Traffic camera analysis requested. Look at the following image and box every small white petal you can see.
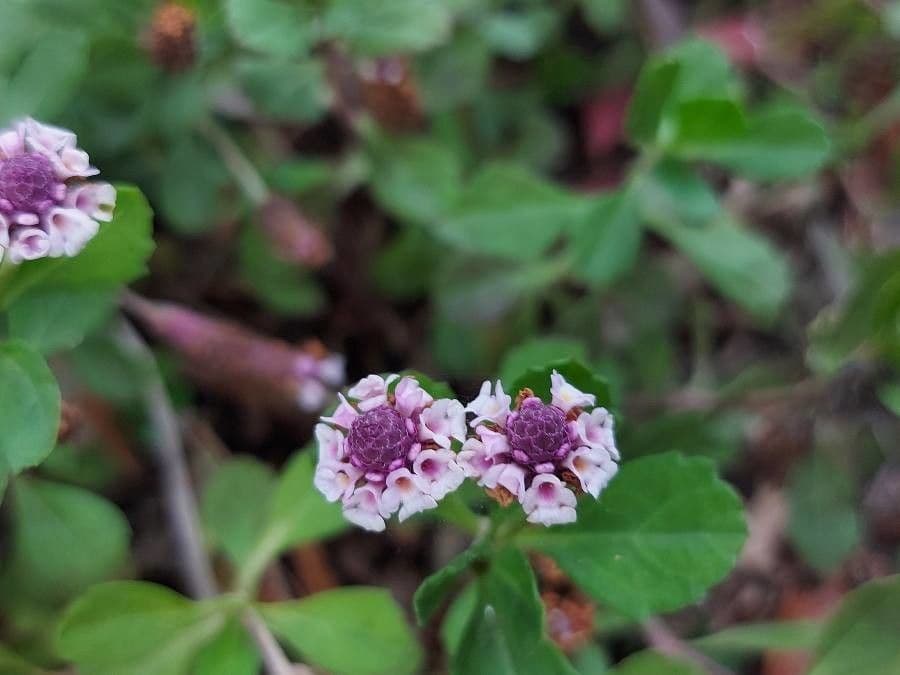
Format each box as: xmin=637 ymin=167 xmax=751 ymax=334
xmin=343 ymin=485 xmax=387 ymax=532
xmin=466 ymin=380 xmax=512 ymax=427
xmin=413 ymin=448 xmax=465 ymax=500
xmin=7 ymin=227 xmax=50 ymax=263
xmin=550 ymin=370 xmax=595 ymax=412
xmin=419 ymin=398 xmax=467 ymax=448
xmin=393 ymin=376 xmax=433 ymax=417
xmin=522 ymin=474 xmax=578 ymax=526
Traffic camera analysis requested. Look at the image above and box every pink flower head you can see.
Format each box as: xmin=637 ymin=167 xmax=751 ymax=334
xmin=0 ymin=118 xmax=113 ymax=264
xmin=463 ymin=371 xmax=619 ymax=526
xmin=314 ymin=374 xmax=466 ymax=531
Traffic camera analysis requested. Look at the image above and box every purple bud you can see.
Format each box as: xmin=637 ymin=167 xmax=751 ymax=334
xmin=0 ymin=153 xmax=60 ymax=214
xmin=506 ymin=398 xmax=569 ymax=466
xmin=346 ymin=406 xmax=415 ymax=474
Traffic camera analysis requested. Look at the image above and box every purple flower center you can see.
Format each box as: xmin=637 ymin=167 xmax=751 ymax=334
xmin=507 ymin=399 xmax=569 ymax=466
xmin=0 ymin=154 xmax=59 ymax=214
xmin=346 ymin=406 xmax=413 ymax=473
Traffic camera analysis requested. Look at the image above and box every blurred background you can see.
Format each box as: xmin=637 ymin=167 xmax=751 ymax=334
xmin=1 ymin=0 xmax=899 ymax=673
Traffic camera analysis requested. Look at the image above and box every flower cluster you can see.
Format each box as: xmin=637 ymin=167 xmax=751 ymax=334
xmin=314 ymin=371 xmax=619 ymax=531
xmin=459 ymin=374 xmax=619 ymax=526
xmin=314 ymin=375 xmax=466 ymax=531
xmin=0 ymin=118 xmax=114 ymax=264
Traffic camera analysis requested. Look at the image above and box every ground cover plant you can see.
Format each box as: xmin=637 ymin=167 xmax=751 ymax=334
xmin=0 ymin=0 xmax=899 ymax=674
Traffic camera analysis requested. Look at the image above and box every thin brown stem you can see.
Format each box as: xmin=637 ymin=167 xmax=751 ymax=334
xmin=116 ymin=316 xmax=301 ymax=675
xmin=642 ymin=617 xmax=735 ymax=675
xmin=116 ymin=318 xmax=217 ymax=599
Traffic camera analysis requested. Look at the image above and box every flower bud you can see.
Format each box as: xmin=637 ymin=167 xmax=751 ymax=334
xmin=145 ymin=2 xmax=197 ymax=73
xmin=123 ymin=293 xmax=344 ymax=416
xmin=258 ymin=195 xmax=333 ymax=269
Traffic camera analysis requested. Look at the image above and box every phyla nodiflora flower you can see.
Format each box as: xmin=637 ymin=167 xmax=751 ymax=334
xmin=314 ymin=374 xmax=466 ymax=532
xmin=0 ymin=118 xmax=115 ymax=264
xmin=459 ymin=371 xmax=619 ymax=526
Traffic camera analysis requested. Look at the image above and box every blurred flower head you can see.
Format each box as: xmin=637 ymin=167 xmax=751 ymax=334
xmin=0 ymin=118 xmax=114 ymax=264
xmin=314 ymin=374 xmax=466 ymax=532
xmin=145 ymin=2 xmax=197 ymax=73
xmin=459 ymin=372 xmax=619 ymax=526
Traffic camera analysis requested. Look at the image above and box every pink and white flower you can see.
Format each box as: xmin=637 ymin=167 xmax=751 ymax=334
xmin=466 ymin=380 xmax=512 ymax=426
xmin=462 ymin=370 xmax=619 ymax=526
xmin=0 ymin=118 xmax=114 ymax=264
xmin=314 ymin=374 xmax=467 ymax=531
xmin=522 ymin=474 xmax=577 ymax=525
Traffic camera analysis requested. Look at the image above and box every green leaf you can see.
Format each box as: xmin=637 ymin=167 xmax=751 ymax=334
xmin=511 ymin=358 xmax=613 ymax=409
xmin=224 ymin=0 xmax=316 ymax=58
xmin=239 ymin=225 xmax=324 ymax=317
xmin=626 ymin=60 xmax=680 ymax=145
xmin=1 ymin=477 xmax=129 ymax=604
xmin=193 ymin=619 xmax=260 ymax=675
xmin=648 ymin=214 xmax=791 ymax=322
xmin=788 ymin=453 xmax=860 ymax=573
xmin=639 ymin=159 xmax=720 ymax=227
xmin=201 ymin=456 xmax=276 ymax=566
xmin=57 ymin=581 xmax=228 ymax=675
xmin=373 ymin=226 xmax=439 ymax=299
xmin=878 ymin=380 xmax=900 ymax=416
xmin=580 ymin=0 xmax=626 ymax=34
xmin=0 ymin=342 xmax=60 ymax=476
xmin=670 ymin=98 xmax=746 ymax=151
xmin=452 ymin=548 xmax=576 ymax=675
xmin=436 ymin=163 xmax=587 ymax=261
xmin=0 ymin=645 xmax=42 ymax=675
xmin=239 ymin=451 xmax=347 ymax=589
xmin=478 ymin=7 xmax=559 ymax=60
xmin=500 ymin=337 xmax=588 ymax=386
xmin=626 ymin=40 xmax=738 ymax=145
xmin=520 ymin=453 xmax=746 ymax=618
xmin=2 ymin=185 xmax=154 ymax=306
xmin=807 ymin=251 xmax=900 ymax=374
xmin=324 ymin=0 xmax=452 ymax=56
xmin=693 ymin=620 xmax=822 ymax=656
xmin=620 ymin=411 xmax=741 ymax=463
xmin=0 ymin=29 xmax=88 ymax=123
xmin=414 ymin=541 xmax=488 ymax=624
xmin=610 ymin=651 xmax=703 ymax=675
xmin=570 ymin=189 xmax=643 ymax=287
xmin=368 ymin=135 xmax=462 ymax=225
xmin=8 ymin=287 xmax=115 ymax=353
xmin=159 ymin=136 xmax=227 ymax=235
xmin=809 ymin=575 xmax=900 ymax=675
xmin=69 ymin=331 xmax=149 ymax=403
xmin=441 ymin=581 xmax=479 ymax=656
xmin=236 ymin=57 xmax=331 ymax=123
xmin=679 ymin=108 xmax=831 ymax=180
xmin=417 ymin=30 xmax=491 ymax=113
xmin=259 ymin=587 xmax=421 ymax=675
xmin=435 ymin=256 xmax=568 ymax=325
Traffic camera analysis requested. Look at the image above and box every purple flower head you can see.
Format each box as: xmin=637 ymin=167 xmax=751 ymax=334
xmin=507 ymin=398 xmax=570 ymax=467
xmin=346 ymin=406 xmax=414 ymax=474
xmin=314 ymin=374 xmax=466 ymax=531
xmin=0 ymin=118 xmax=114 ymax=265
xmin=459 ymin=371 xmax=619 ymax=527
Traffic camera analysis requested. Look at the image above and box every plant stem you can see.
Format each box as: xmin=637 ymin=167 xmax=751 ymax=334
xmin=200 ymin=118 xmax=270 ymax=205
xmin=642 ymin=617 xmax=735 ymax=675
xmin=0 ymin=254 xmax=19 ymax=308
xmin=116 ymin=318 xmax=217 ymax=599
xmin=244 ymin=608 xmax=312 ymax=675
xmin=116 ymin=316 xmax=299 ymax=675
